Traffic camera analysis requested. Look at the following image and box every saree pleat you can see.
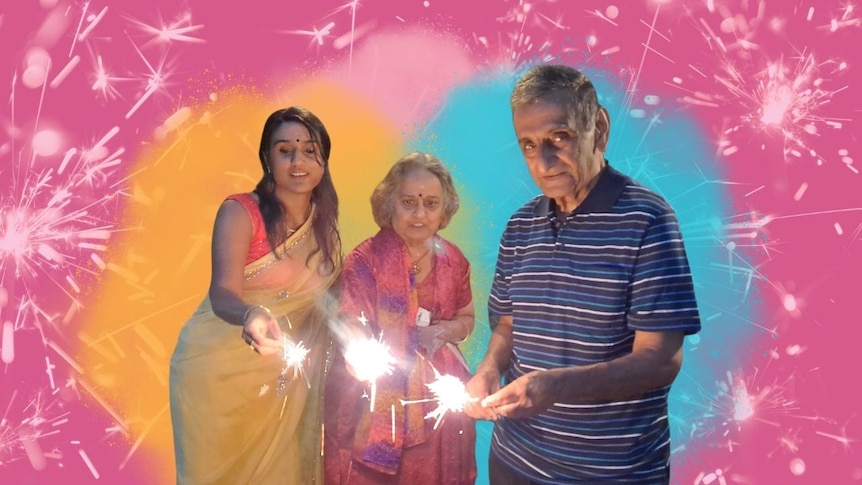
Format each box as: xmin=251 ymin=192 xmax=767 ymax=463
xmin=170 ymin=208 xmax=336 ymax=485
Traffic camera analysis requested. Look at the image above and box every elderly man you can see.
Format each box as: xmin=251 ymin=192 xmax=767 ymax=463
xmin=466 ymin=64 xmax=701 ymax=484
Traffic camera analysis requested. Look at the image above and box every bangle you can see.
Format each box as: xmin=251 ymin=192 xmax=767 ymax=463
xmin=452 ymin=320 xmax=471 ymax=344
xmin=243 ymin=304 xmax=270 ymax=323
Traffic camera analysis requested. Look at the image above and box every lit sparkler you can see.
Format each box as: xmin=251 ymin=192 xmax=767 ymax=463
xmin=343 ymin=336 xmax=395 ymax=412
xmin=278 ymin=336 xmax=310 ymax=392
xmin=400 ymin=368 xmax=475 ymax=430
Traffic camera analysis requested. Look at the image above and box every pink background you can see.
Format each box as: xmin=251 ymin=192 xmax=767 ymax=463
xmin=1 ymin=0 xmax=860 ymax=483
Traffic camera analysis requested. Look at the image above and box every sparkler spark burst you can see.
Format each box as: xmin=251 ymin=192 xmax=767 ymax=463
xmin=401 ymin=369 xmax=476 ymax=430
xmin=343 ymin=336 xmax=395 ymax=384
xmin=678 ymin=7 xmax=854 ymax=168
xmin=743 ymin=53 xmax=846 ymax=156
xmin=0 ymin=389 xmax=69 ymax=470
xmin=280 ymin=336 xmax=310 ymax=382
xmin=681 ymin=367 xmax=802 ymax=449
xmin=343 ymin=336 xmax=395 ymax=412
xmin=1 ymin=147 xmax=120 ymax=318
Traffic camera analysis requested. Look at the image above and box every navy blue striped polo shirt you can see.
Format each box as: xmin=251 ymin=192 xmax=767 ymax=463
xmin=488 ymin=164 xmax=701 ymax=483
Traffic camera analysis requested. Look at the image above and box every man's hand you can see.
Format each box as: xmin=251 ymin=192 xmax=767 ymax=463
xmin=481 ymin=370 xmax=559 ymax=419
xmin=464 ymin=366 xmax=502 ymax=420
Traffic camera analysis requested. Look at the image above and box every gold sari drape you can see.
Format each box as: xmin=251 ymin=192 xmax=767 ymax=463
xmin=170 ymin=213 xmax=337 ymax=484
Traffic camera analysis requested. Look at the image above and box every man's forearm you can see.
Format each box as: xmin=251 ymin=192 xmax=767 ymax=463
xmin=544 ymin=333 xmax=684 ymax=404
xmin=477 ymin=320 xmax=514 ymax=374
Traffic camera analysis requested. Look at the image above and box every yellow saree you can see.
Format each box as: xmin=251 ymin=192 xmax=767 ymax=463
xmin=170 ymin=208 xmax=337 ymax=484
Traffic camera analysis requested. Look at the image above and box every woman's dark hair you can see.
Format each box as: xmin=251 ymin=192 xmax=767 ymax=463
xmin=254 ymin=106 xmax=341 ymax=274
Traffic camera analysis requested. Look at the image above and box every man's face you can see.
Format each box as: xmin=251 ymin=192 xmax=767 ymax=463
xmin=513 ymin=94 xmax=602 ymax=211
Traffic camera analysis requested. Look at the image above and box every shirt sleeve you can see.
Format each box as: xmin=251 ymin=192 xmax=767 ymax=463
xmin=487 ymin=221 xmax=515 ymax=330
xmin=626 ymin=207 xmax=701 ymax=334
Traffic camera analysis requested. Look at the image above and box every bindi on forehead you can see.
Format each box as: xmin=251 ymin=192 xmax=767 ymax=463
xmin=273 ymin=137 xmax=313 ymax=145
xmin=402 ymin=192 xmax=439 ymax=200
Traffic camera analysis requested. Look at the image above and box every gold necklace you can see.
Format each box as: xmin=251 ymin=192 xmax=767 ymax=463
xmin=410 ymin=247 xmax=432 ymax=275
xmin=284 ymin=205 xmax=311 ymax=237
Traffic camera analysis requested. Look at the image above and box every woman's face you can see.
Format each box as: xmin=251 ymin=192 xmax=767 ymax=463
xmin=267 ymin=121 xmax=325 ymax=197
xmin=391 ymin=168 xmax=445 ymax=247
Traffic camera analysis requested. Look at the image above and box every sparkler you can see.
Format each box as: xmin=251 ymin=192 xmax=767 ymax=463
xmin=278 ymin=336 xmax=310 ymax=393
xmin=343 ymin=336 xmax=395 ymax=412
xmin=400 ymin=368 xmax=475 ymax=430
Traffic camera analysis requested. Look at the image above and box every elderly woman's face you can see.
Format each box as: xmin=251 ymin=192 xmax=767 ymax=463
xmin=391 ymin=168 xmax=444 ymax=247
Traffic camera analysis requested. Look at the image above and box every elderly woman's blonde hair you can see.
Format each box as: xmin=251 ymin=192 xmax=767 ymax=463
xmin=370 ymin=152 xmax=461 ymax=230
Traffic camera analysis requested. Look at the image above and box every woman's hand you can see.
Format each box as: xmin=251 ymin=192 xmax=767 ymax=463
xmin=241 ymin=306 xmax=284 ymax=356
xmin=416 ymin=325 xmax=447 ymax=357
xmin=432 ymin=319 xmax=470 ymax=343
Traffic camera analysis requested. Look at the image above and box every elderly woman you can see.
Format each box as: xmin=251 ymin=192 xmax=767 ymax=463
xmin=170 ymin=106 xmax=341 ymax=484
xmin=324 ymin=152 xmax=476 ymax=484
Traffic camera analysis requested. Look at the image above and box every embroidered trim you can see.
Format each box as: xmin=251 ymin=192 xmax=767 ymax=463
xmin=244 ymin=229 xmax=311 ymax=280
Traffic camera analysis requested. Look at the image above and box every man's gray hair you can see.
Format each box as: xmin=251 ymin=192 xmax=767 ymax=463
xmin=510 ymin=64 xmax=603 ymax=133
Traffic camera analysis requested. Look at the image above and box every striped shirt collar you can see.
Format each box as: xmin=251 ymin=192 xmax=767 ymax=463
xmin=534 ymin=161 xmax=628 ymax=217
